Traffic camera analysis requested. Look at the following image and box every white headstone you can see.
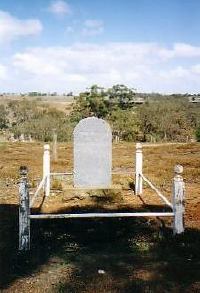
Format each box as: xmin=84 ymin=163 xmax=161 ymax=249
xmin=19 ymin=134 xmax=25 ymax=142
xmin=74 ymin=117 xmax=112 ymax=188
xmin=28 ymin=135 xmax=33 ymax=142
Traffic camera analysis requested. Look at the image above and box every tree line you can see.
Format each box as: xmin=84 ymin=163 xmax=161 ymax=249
xmin=0 ymin=84 xmax=200 ymax=142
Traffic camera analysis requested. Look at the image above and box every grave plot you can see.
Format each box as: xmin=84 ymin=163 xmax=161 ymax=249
xmin=18 ymin=117 xmax=185 ymax=250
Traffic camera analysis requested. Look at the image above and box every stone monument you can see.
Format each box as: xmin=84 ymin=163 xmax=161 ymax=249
xmin=74 ymin=117 xmax=112 ymax=188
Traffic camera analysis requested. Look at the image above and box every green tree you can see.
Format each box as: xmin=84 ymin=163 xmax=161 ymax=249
xmin=71 ymin=93 xmax=109 ymax=120
xmin=196 ymin=126 xmax=200 ymax=141
xmin=109 ymin=109 xmax=140 ymax=141
xmin=0 ymin=105 xmax=8 ymax=129
xmin=138 ymin=99 xmax=193 ymax=142
xmin=108 ymin=84 xmax=136 ymax=109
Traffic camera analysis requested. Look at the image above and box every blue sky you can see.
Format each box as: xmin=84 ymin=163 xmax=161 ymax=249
xmin=0 ymin=0 xmax=200 ymax=93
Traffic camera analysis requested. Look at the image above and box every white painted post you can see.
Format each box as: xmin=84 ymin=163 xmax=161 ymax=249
xmin=43 ymin=144 xmax=50 ymax=197
xmin=135 ymin=143 xmax=143 ymax=195
xmin=172 ymin=165 xmax=185 ymax=235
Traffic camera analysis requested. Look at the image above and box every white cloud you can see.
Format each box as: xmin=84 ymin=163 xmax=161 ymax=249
xmin=13 ymin=52 xmax=63 ymax=75
xmin=0 ymin=10 xmax=42 ymax=43
xmin=173 ymin=43 xmax=200 ymax=58
xmin=82 ymin=19 xmax=104 ymax=36
xmin=12 ymin=43 xmax=158 ymax=79
xmin=48 ymin=0 xmax=71 ymax=16
xmin=191 ymin=64 xmax=200 ymax=74
xmin=154 ymin=43 xmax=200 ymax=61
xmin=0 ymin=64 xmax=7 ymax=79
xmin=0 ymin=42 xmax=199 ymax=93
xmin=159 ymin=66 xmax=190 ymax=79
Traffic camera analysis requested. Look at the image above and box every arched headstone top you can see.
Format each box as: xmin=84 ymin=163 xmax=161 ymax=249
xmin=73 ymin=117 xmax=112 ymax=188
xmin=73 ymin=117 xmax=112 ymax=136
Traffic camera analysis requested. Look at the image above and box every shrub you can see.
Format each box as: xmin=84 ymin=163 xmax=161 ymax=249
xmin=196 ymin=127 xmax=200 ymax=141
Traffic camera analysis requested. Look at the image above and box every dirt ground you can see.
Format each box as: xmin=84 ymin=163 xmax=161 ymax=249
xmin=0 ymin=142 xmax=200 ymax=292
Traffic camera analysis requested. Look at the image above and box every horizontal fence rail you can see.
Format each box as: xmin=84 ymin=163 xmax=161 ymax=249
xmin=18 ymin=143 xmax=185 ymax=251
xmin=50 ymin=172 xmax=73 ymax=176
xmin=50 ymin=171 xmax=134 ymax=176
xmin=30 ymin=176 xmax=46 ymax=208
xmin=30 ymin=212 xmax=174 ymax=219
xmin=140 ymin=173 xmax=173 ymax=209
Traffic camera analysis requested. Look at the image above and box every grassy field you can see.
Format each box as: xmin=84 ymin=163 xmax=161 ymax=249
xmin=0 ymin=142 xmax=200 ymax=292
xmin=0 ymin=95 xmax=74 ymax=115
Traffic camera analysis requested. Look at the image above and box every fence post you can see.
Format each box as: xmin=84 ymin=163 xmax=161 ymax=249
xmin=172 ymin=165 xmax=185 ymax=235
xmin=135 ymin=143 xmax=143 ymax=195
xmin=19 ymin=166 xmax=30 ymax=251
xmin=43 ymin=144 xmax=50 ymax=197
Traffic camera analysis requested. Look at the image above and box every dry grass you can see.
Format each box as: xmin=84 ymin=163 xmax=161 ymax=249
xmin=0 ymin=141 xmax=200 ymax=292
xmin=40 ymin=100 xmax=74 ymax=114
xmin=0 ymin=141 xmax=199 ymax=224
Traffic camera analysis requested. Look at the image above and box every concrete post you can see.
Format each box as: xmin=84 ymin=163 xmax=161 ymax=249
xmin=43 ymin=144 xmax=50 ymax=196
xmin=172 ymin=165 xmax=185 ymax=235
xmin=135 ymin=143 xmax=143 ymax=195
xmin=19 ymin=166 xmax=30 ymax=251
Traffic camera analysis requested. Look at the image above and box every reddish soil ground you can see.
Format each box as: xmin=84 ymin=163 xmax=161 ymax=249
xmin=0 ymin=142 xmax=200 ymax=292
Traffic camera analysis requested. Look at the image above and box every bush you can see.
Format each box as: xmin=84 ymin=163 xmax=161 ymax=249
xmin=196 ymin=127 xmax=200 ymax=141
xmin=3 ymin=88 xmax=200 ymax=143
xmin=108 ymin=109 xmax=140 ymax=141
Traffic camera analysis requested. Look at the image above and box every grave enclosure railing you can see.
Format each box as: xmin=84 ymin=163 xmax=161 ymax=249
xmin=18 ymin=143 xmax=185 ymax=251
xmin=134 ymin=143 xmax=185 ymax=235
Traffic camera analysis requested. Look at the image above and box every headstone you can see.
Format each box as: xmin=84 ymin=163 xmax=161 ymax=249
xmin=19 ymin=133 xmax=25 ymax=142
xmin=28 ymin=135 xmax=33 ymax=142
xmin=10 ymin=133 xmax=16 ymax=142
xmin=74 ymin=117 xmax=112 ymax=188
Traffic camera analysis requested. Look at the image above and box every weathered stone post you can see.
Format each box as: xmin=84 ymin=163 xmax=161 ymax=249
xmin=19 ymin=166 xmax=30 ymax=251
xmin=172 ymin=165 xmax=185 ymax=235
xmin=43 ymin=144 xmax=50 ymax=196
xmin=135 ymin=143 xmax=143 ymax=195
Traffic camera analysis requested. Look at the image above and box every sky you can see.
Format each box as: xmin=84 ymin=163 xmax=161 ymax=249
xmin=0 ymin=0 xmax=200 ymax=94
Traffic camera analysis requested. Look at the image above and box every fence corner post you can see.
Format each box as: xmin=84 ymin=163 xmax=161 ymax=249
xmin=19 ymin=166 xmax=30 ymax=251
xmin=172 ymin=165 xmax=185 ymax=235
xmin=43 ymin=144 xmax=50 ymax=197
xmin=135 ymin=143 xmax=143 ymax=195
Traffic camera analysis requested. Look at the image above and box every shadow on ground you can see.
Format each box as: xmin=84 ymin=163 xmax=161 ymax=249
xmin=0 ymin=203 xmax=200 ymax=292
